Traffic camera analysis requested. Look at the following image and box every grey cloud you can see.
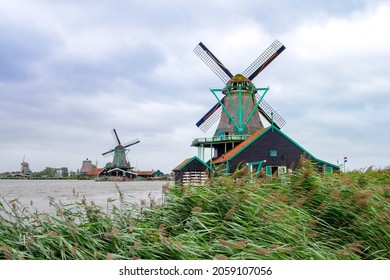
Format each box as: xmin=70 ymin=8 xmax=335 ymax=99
xmin=0 ymin=25 xmax=55 ymax=82
xmin=0 ymin=0 xmax=389 ymax=172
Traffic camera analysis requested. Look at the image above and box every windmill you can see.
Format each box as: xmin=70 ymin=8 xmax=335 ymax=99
xmin=194 ymin=39 xmax=286 ymax=136
xmin=192 ymin=40 xmax=286 ymax=160
xmin=20 ymin=154 xmax=31 ymax=175
xmin=173 ymin=39 xmax=340 ymax=185
xmin=102 ymin=129 xmax=140 ymax=170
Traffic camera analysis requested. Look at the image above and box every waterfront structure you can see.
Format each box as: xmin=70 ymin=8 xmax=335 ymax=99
xmin=102 ymin=129 xmax=140 ymax=179
xmin=173 ymin=40 xmax=339 ymax=185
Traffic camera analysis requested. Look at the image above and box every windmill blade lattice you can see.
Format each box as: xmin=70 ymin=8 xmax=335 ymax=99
xmin=256 ymin=94 xmax=286 ymax=129
xmin=196 ymin=103 xmax=223 ymax=132
xmin=194 ymin=39 xmax=286 ymax=134
xmin=194 ymin=42 xmax=233 ymax=84
xmin=242 ymin=40 xmax=286 ymax=81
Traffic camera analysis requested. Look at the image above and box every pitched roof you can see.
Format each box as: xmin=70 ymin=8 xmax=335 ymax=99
xmin=106 ymin=167 xmax=138 ymax=175
xmin=87 ymin=168 xmax=105 ymax=176
xmin=213 ymin=127 xmax=268 ymax=163
xmin=172 ymin=157 xmax=192 ymax=171
xmin=212 ymin=125 xmax=339 ymax=169
xmin=172 ymin=156 xmax=214 ymax=171
xmin=136 ymin=171 xmax=154 ymax=176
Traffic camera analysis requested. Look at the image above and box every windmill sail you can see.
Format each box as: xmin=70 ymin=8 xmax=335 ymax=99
xmin=194 ymin=40 xmax=286 ymax=134
xmin=196 ymin=99 xmax=223 ymax=132
xmin=112 ymin=129 xmax=121 ymax=145
xmin=122 ymin=139 xmax=140 ymax=148
xmin=194 ymin=42 xmax=233 ymax=84
xmin=256 ymin=96 xmax=286 ymax=129
xmin=242 ymin=40 xmax=286 ymax=81
xmin=102 ymin=149 xmax=114 ymax=156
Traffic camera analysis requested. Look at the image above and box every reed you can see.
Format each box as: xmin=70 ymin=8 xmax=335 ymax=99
xmin=0 ymin=158 xmax=389 ymax=259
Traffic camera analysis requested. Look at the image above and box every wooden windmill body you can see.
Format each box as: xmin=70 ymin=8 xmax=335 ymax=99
xmin=192 ymin=40 xmax=286 ymax=159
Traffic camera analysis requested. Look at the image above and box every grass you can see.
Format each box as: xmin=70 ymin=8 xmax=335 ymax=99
xmin=0 ymin=158 xmax=389 ymax=259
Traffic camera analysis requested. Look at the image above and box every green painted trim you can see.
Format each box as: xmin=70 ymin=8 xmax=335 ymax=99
xmin=225 ymin=160 xmax=230 ymax=175
xmin=242 ymin=86 xmax=252 ymax=124
xmin=211 ymin=88 xmax=239 ymax=129
xmin=238 ymin=85 xmax=242 ymax=126
xmin=247 ymin=160 xmax=266 ymax=178
xmin=210 ymin=87 xmax=269 ymax=135
xmin=225 ymin=125 xmax=339 ymax=169
xmin=227 ymin=127 xmax=271 ymax=162
xmin=271 ymin=125 xmax=340 ymax=169
xmin=224 ymin=87 xmax=239 ymax=124
xmin=266 ymin=166 xmax=273 ymax=176
xmin=324 ymin=166 xmax=333 ymax=174
xmin=177 ymin=156 xmax=214 ymax=171
xmin=244 ymin=87 xmax=268 ymax=127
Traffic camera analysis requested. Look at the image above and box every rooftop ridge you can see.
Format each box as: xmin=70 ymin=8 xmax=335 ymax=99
xmin=213 ymin=127 xmax=269 ymax=163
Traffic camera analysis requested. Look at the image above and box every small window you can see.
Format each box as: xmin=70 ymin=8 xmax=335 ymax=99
xmin=324 ymin=166 xmax=333 ymax=174
xmin=269 ymin=149 xmax=278 ymax=157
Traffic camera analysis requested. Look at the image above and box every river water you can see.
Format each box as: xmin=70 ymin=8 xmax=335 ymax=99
xmin=0 ymin=179 xmax=171 ymax=213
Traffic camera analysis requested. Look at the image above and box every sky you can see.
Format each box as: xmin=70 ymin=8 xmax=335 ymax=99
xmin=0 ymin=0 xmax=389 ymax=174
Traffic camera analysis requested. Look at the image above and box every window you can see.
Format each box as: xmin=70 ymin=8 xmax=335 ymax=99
xmin=324 ymin=166 xmax=333 ymax=174
xmin=269 ymin=149 xmax=278 ymax=157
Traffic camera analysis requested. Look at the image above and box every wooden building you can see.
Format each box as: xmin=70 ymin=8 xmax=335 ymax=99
xmin=173 ymin=126 xmax=339 ymax=185
xmin=173 ymin=40 xmax=339 ymax=185
xmin=136 ymin=170 xmax=165 ymax=180
xmin=172 ymin=156 xmax=213 ymax=185
xmin=211 ymin=125 xmax=339 ymax=176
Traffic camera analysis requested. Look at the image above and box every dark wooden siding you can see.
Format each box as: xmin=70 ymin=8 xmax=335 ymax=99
xmin=174 ymin=158 xmax=210 ymax=185
xmin=226 ymin=129 xmax=311 ymax=172
xmin=178 ymin=159 xmax=208 ymax=171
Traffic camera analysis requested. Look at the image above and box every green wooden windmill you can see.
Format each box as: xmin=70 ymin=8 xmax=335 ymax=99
xmin=192 ymin=40 xmax=286 ymax=160
xmin=102 ymin=129 xmax=140 ymax=171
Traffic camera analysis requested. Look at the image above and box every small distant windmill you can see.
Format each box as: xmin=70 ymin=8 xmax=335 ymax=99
xmin=194 ymin=39 xmax=286 ymax=136
xmin=102 ymin=129 xmax=140 ymax=169
xmin=20 ymin=154 xmax=32 ymax=175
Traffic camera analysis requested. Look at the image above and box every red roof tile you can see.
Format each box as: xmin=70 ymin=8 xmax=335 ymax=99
xmin=172 ymin=158 xmax=192 ymax=171
xmin=87 ymin=168 xmax=105 ymax=176
xmin=213 ymin=128 xmax=268 ymax=163
xmin=136 ymin=171 xmax=154 ymax=176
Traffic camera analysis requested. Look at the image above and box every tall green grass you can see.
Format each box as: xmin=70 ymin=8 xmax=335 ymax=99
xmin=0 ymin=158 xmax=389 ymax=259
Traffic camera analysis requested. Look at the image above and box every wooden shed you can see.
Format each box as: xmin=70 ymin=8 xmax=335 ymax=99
xmin=172 ymin=156 xmax=213 ymax=185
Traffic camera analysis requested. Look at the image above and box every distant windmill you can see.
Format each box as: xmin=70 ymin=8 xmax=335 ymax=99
xmin=20 ymin=154 xmax=32 ymax=175
xmin=194 ymin=39 xmax=286 ymax=136
xmin=102 ymin=129 xmax=140 ymax=169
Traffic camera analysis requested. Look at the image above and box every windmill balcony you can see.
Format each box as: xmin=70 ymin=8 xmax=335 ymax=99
xmin=192 ymin=134 xmax=249 ymax=147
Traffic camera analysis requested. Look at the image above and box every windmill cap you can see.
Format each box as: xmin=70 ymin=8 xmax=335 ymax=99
xmin=231 ymin=74 xmax=251 ymax=82
xmin=223 ymin=74 xmax=256 ymax=94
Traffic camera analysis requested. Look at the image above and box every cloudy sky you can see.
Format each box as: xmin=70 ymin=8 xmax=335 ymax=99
xmin=0 ymin=0 xmax=389 ymax=174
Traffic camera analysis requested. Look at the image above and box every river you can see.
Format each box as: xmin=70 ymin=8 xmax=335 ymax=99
xmin=0 ymin=179 xmax=171 ymax=213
